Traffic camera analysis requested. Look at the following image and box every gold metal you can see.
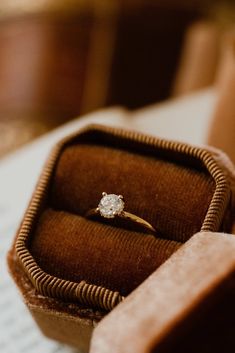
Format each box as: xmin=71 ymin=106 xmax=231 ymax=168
xmin=86 ymin=192 xmax=156 ymax=234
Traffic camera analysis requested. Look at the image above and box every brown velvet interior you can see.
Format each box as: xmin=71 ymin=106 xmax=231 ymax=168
xmin=29 ymin=135 xmax=216 ymax=297
xmin=50 ymin=144 xmax=215 ymax=242
xmin=31 ymin=209 xmax=180 ymax=296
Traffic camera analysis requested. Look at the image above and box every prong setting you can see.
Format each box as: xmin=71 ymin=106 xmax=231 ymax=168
xmin=98 ymin=193 xmax=125 ymax=218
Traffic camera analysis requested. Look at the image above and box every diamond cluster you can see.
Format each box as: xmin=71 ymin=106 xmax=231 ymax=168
xmin=98 ymin=193 xmax=124 ymax=218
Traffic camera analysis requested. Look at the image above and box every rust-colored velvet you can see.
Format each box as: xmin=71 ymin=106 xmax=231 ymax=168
xmin=7 ymin=245 xmax=101 ymax=353
xmin=30 ymin=209 xmax=181 ymax=296
xmin=90 ymin=232 xmax=235 ymax=353
xmin=9 ymin=125 xmax=235 ymax=351
xmin=50 ymin=144 xmax=215 ymax=242
xmin=28 ymin=141 xmax=216 ymax=297
xmin=27 ymin=135 xmax=218 ymax=299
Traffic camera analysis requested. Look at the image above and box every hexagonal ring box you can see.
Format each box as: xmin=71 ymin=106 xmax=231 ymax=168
xmin=8 ymin=124 xmax=235 ymax=352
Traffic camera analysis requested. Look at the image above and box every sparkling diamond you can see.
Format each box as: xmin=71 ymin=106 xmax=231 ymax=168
xmin=98 ymin=193 xmax=124 ymax=218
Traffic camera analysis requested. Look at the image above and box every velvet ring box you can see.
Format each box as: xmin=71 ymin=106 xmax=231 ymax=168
xmin=8 ymin=124 xmax=235 ymax=352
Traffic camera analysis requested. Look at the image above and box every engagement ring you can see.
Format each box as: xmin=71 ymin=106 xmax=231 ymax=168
xmin=86 ymin=192 xmax=156 ymax=234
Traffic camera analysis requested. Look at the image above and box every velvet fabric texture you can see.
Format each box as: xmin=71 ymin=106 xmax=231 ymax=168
xmin=7 ymin=244 xmax=99 ymax=352
xmin=50 ymin=144 xmax=215 ymax=242
xmin=29 ymin=139 xmax=216 ymax=297
xmin=9 ymin=125 xmax=235 ymax=352
xmin=90 ymin=232 xmax=235 ymax=353
xmin=30 ymin=209 xmax=180 ymax=296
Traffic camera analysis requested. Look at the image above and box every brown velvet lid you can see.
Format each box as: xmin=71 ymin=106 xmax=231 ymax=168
xmin=15 ymin=125 xmax=235 ymax=311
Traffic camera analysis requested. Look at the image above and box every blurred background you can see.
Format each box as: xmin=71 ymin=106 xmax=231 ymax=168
xmin=0 ymin=0 xmax=234 ymax=157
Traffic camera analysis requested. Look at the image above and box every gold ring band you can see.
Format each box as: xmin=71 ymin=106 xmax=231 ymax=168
xmin=85 ymin=192 xmax=156 ymax=234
